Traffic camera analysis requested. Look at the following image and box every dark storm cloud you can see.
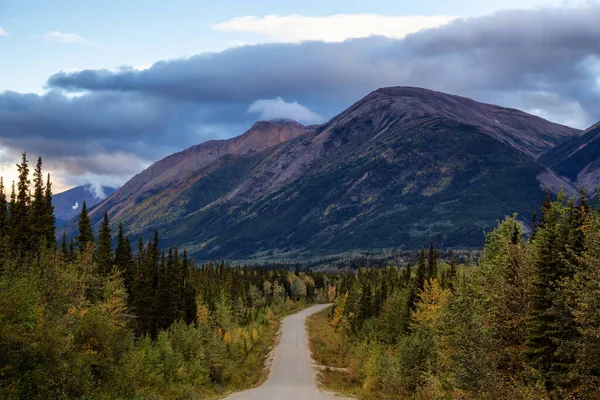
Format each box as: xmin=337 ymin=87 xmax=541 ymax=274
xmin=2 ymin=5 xmax=600 ymax=186
xmin=45 ymin=5 xmax=600 ymax=127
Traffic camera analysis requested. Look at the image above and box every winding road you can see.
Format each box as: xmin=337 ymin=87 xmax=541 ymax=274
xmin=226 ymin=304 xmax=351 ymax=400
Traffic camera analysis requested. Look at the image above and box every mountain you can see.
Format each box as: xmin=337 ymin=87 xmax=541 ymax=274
xmin=66 ymin=87 xmax=581 ymax=260
xmin=53 ymin=184 xmax=117 ymax=226
xmin=540 ymin=121 xmax=600 ymax=194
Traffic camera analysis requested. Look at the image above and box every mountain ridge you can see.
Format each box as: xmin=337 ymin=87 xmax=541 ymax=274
xmin=62 ymin=86 xmax=589 ymax=260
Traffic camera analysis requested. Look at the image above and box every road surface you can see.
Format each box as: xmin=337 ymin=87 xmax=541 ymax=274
xmin=226 ymin=304 xmax=351 ymax=400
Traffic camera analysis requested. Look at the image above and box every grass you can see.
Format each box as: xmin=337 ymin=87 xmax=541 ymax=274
xmin=306 ymin=306 xmax=349 ymax=368
xmin=307 ymin=307 xmax=406 ymax=400
xmin=306 ymin=306 xmax=365 ymax=398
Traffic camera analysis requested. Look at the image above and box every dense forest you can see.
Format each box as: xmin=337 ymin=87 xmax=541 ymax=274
xmin=0 ymin=154 xmax=336 ymax=399
xmin=319 ymin=189 xmax=600 ymax=399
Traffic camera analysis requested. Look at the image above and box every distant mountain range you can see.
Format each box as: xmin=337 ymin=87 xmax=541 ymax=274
xmin=61 ymin=87 xmax=598 ymax=261
xmin=53 ymin=184 xmax=117 ymax=227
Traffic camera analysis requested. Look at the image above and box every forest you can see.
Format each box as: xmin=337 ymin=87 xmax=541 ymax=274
xmin=0 ymin=154 xmax=335 ymax=399
xmin=313 ymin=188 xmax=600 ymax=399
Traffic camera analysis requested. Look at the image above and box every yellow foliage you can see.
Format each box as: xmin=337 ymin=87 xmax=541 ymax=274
xmin=223 ymin=331 xmax=232 ymax=344
xmin=412 ymin=279 xmax=450 ymax=329
xmin=251 ymin=328 xmax=259 ymax=343
xmin=196 ymin=299 xmax=211 ymax=324
xmin=331 ymin=293 xmax=348 ymax=329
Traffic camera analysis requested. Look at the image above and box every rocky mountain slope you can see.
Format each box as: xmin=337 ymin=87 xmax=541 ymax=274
xmin=540 ymin=121 xmax=600 ymax=194
xmin=63 ymin=87 xmax=585 ymax=260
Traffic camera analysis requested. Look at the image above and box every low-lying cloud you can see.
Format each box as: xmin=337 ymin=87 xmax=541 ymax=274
xmin=247 ymin=97 xmax=324 ymax=123
xmin=1 ymin=5 xmax=600 ymax=190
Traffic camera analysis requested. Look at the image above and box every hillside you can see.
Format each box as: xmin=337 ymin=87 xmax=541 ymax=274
xmin=64 ymin=87 xmax=582 ymax=260
xmin=540 ymin=121 xmax=600 ymax=193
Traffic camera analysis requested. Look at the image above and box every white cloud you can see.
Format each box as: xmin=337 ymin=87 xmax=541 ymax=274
xmin=0 ymin=27 xmax=7 ymax=36
xmin=247 ymin=97 xmax=324 ymax=123
xmin=212 ymin=14 xmax=457 ymax=43
xmin=43 ymin=31 xmax=87 ymax=44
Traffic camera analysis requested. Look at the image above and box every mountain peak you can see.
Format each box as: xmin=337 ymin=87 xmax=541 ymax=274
xmin=322 ymin=86 xmax=579 ymax=159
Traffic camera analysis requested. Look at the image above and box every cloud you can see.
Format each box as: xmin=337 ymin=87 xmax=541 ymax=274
xmin=0 ymin=5 xmax=599 ymax=189
xmin=43 ymin=31 xmax=87 ymax=44
xmin=212 ymin=14 xmax=457 ymax=42
xmin=247 ymin=97 xmax=324 ymax=123
xmin=0 ymin=27 xmax=7 ymax=36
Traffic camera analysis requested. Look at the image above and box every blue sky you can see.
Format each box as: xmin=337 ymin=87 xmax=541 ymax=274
xmin=0 ymin=0 xmax=598 ymax=193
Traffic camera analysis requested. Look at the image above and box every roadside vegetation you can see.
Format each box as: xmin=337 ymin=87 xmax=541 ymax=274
xmin=0 ymin=154 xmax=337 ymax=399
xmin=311 ymin=189 xmax=600 ymax=399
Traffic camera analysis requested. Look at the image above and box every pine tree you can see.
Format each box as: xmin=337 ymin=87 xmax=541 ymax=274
xmin=115 ymin=223 xmax=134 ymax=296
xmin=415 ymin=248 xmax=426 ymax=292
xmin=427 ymin=241 xmax=438 ymax=281
xmin=30 ymin=156 xmax=45 ymax=246
xmin=76 ymin=201 xmax=94 ymax=252
xmin=11 ymin=153 xmax=31 ymax=255
xmin=96 ymin=213 xmax=113 ymax=275
xmin=61 ymin=231 xmax=69 ymax=258
xmin=525 ymin=193 xmax=577 ymax=391
xmin=0 ymin=178 xmax=7 ymax=238
xmin=43 ymin=173 xmax=56 ymax=247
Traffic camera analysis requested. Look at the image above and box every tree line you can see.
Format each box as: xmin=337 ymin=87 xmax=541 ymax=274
xmin=0 ymin=153 xmax=336 ymax=399
xmin=330 ymin=188 xmax=600 ymax=399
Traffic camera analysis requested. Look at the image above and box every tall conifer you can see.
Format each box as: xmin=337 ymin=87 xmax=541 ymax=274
xmin=76 ymin=201 xmax=94 ymax=252
xmin=96 ymin=213 xmax=113 ymax=275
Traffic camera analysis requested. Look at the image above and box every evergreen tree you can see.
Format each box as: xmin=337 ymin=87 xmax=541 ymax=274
xmin=115 ymin=223 xmax=134 ymax=296
xmin=61 ymin=231 xmax=69 ymax=258
xmin=525 ymin=192 xmax=577 ymax=391
xmin=30 ymin=157 xmax=45 ymax=246
xmin=447 ymin=257 xmax=457 ymax=290
xmin=76 ymin=201 xmax=94 ymax=252
xmin=415 ymin=248 xmax=426 ymax=292
xmin=43 ymin=173 xmax=56 ymax=246
xmin=96 ymin=213 xmax=113 ymax=275
xmin=0 ymin=178 xmax=7 ymax=238
xmin=11 ymin=153 xmax=31 ymax=255
xmin=427 ymin=241 xmax=438 ymax=281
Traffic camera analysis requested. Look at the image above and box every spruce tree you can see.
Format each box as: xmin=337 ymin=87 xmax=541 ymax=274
xmin=76 ymin=201 xmax=94 ymax=252
xmin=427 ymin=241 xmax=438 ymax=281
xmin=12 ymin=153 xmax=31 ymax=255
xmin=0 ymin=178 xmax=7 ymax=238
xmin=96 ymin=213 xmax=113 ymax=275
xmin=43 ymin=173 xmax=56 ymax=246
xmin=61 ymin=231 xmax=69 ymax=258
xmin=30 ymin=157 xmax=45 ymax=246
xmin=415 ymin=248 xmax=426 ymax=292
xmin=525 ymin=192 xmax=577 ymax=391
xmin=115 ymin=223 xmax=134 ymax=296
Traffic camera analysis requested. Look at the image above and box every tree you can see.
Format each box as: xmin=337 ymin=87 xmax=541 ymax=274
xmin=11 ymin=152 xmax=31 ymax=255
xmin=96 ymin=213 xmax=113 ymax=275
xmin=30 ymin=157 xmax=45 ymax=246
xmin=0 ymin=178 xmax=7 ymax=238
xmin=76 ymin=201 xmax=94 ymax=252
xmin=115 ymin=223 xmax=134 ymax=295
xmin=43 ymin=173 xmax=56 ymax=246
xmin=415 ymin=248 xmax=427 ymax=293
xmin=427 ymin=241 xmax=438 ymax=282
xmin=60 ymin=231 xmax=69 ymax=258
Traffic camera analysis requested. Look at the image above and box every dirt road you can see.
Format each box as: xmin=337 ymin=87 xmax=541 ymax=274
xmin=225 ymin=304 xmax=350 ymax=400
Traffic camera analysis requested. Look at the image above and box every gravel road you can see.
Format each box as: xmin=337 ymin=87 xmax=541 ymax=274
xmin=225 ymin=304 xmax=351 ymax=400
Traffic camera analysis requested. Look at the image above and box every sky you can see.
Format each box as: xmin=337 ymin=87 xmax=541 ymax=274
xmin=0 ymin=0 xmax=599 ymax=193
